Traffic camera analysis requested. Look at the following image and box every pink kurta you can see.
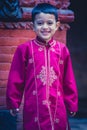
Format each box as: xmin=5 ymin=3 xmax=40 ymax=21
xmin=6 ymin=38 xmax=78 ymax=130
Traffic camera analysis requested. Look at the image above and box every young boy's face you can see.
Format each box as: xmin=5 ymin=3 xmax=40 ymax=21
xmin=33 ymin=13 xmax=60 ymax=43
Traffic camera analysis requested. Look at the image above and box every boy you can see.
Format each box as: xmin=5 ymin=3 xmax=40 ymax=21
xmin=6 ymin=3 xmax=78 ymax=130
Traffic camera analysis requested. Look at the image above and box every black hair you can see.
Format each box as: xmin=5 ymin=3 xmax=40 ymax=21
xmin=32 ymin=3 xmax=58 ymax=23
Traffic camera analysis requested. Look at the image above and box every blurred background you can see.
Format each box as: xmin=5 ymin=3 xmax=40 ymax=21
xmin=67 ymin=0 xmax=87 ymax=117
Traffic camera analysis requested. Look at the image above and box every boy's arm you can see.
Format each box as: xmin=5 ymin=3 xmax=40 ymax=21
xmin=63 ymin=47 xmax=78 ymax=114
xmin=6 ymin=46 xmax=25 ymax=110
xmin=10 ymin=108 xmax=19 ymax=116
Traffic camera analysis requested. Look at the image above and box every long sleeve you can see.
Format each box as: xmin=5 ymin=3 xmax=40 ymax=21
xmin=63 ymin=47 xmax=78 ymax=112
xmin=6 ymin=45 xmax=26 ymax=109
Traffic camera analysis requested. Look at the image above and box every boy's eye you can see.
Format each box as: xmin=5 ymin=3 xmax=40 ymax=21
xmin=36 ymin=20 xmax=54 ymax=26
xmin=47 ymin=21 xmax=53 ymax=25
xmin=37 ymin=21 xmax=43 ymax=25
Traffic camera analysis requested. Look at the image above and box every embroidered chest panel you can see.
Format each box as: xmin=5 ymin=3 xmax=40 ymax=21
xmin=37 ymin=66 xmax=57 ymax=86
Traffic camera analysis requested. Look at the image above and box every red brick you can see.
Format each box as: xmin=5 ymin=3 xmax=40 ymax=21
xmin=0 ymin=54 xmax=13 ymax=62
xmin=0 ymin=63 xmax=11 ymax=71
xmin=0 ymin=96 xmax=6 ymax=106
xmin=0 ymin=37 xmax=35 ymax=46
xmin=0 ymin=80 xmax=8 ymax=88
xmin=0 ymin=46 xmax=17 ymax=54
xmin=54 ymin=30 xmax=66 ymax=44
xmin=0 ymin=87 xmax=6 ymax=96
xmin=0 ymin=29 xmax=36 ymax=38
xmin=0 ymin=37 xmax=23 ymax=46
xmin=0 ymin=71 xmax=9 ymax=80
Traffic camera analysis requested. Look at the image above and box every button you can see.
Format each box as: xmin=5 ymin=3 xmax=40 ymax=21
xmin=38 ymin=47 xmax=43 ymax=51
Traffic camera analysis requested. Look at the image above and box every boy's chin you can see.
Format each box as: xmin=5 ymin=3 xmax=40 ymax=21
xmin=37 ymin=36 xmax=49 ymax=42
xmin=41 ymin=37 xmax=51 ymax=42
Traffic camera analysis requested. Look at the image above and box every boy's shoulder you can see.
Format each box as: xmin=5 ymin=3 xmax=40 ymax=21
xmin=56 ymin=40 xmax=68 ymax=49
xmin=18 ymin=40 xmax=31 ymax=49
xmin=15 ymin=40 xmax=32 ymax=55
xmin=55 ymin=40 xmax=70 ymax=55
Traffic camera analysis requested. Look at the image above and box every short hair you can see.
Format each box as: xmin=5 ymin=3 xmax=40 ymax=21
xmin=32 ymin=3 xmax=58 ymax=23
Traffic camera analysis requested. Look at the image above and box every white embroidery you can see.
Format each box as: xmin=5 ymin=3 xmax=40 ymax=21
xmin=38 ymin=47 xmax=43 ymax=51
xmin=42 ymin=100 xmax=47 ymax=105
xmin=37 ymin=66 xmax=46 ymax=85
xmin=32 ymin=90 xmax=37 ymax=95
xmin=29 ymin=58 xmax=33 ymax=63
xmin=59 ymin=60 xmax=64 ymax=64
xmin=54 ymin=118 xmax=59 ymax=123
xmin=57 ymin=91 xmax=61 ymax=96
xmin=42 ymin=100 xmax=51 ymax=105
xmin=37 ymin=66 xmax=57 ymax=86
xmin=48 ymin=100 xmax=51 ymax=105
xmin=49 ymin=67 xmax=57 ymax=86
xmin=50 ymin=48 xmax=55 ymax=52
xmin=34 ymin=117 xmax=38 ymax=122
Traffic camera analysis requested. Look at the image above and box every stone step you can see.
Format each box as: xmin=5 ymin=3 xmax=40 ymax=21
xmin=69 ymin=118 xmax=87 ymax=130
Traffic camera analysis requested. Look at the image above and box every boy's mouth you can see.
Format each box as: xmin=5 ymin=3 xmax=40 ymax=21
xmin=41 ymin=31 xmax=50 ymax=35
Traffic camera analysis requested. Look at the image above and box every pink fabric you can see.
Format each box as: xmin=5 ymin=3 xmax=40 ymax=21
xmin=6 ymin=38 xmax=78 ymax=130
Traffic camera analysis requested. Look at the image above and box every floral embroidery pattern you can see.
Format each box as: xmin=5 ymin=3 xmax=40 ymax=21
xmin=49 ymin=66 xmax=57 ymax=86
xmin=37 ymin=66 xmax=46 ymax=85
xmin=37 ymin=66 xmax=57 ymax=86
xmin=28 ymin=58 xmax=33 ymax=63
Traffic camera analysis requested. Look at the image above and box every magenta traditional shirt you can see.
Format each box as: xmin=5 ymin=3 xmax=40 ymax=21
xmin=6 ymin=38 xmax=78 ymax=130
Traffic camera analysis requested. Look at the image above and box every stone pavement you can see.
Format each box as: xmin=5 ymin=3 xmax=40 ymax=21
xmin=69 ymin=98 xmax=87 ymax=130
xmin=69 ymin=118 xmax=87 ymax=130
xmin=0 ymin=110 xmax=87 ymax=130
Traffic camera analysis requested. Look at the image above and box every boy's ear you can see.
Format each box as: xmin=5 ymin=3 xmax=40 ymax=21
xmin=56 ymin=21 xmax=60 ymax=31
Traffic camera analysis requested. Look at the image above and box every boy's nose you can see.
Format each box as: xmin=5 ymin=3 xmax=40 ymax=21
xmin=43 ymin=23 xmax=48 ymax=28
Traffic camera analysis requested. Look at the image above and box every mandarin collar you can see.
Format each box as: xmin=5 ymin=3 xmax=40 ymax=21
xmin=35 ymin=36 xmax=54 ymax=47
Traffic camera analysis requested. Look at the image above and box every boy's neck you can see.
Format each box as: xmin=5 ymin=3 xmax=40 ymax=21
xmin=36 ymin=36 xmax=54 ymax=46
